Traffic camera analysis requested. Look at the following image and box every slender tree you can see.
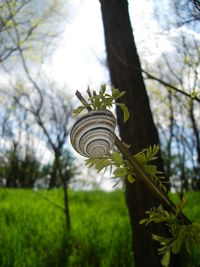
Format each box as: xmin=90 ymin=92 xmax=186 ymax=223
xmin=0 ymin=0 xmax=65 ymax=64
xmin=12 ymin=83 xmax=72 ymax=230
xmin=154 ymin=0 xmax=200 ymax=31
xmin=99 ymin=0 xmax=180 ymax=266
xmin=146 ymin=5 xmax=200 ymax=190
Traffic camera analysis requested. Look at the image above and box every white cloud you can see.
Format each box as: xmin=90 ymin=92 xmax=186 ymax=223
xmin=44 ymin=0 xmax=109 ymax=94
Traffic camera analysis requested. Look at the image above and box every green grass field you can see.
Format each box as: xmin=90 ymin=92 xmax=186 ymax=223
xmin=0 ymin=189 xmax=200 ymax=267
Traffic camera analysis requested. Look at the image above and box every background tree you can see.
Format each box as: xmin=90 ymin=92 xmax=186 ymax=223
xmin=0 ymin=0 xmax=73 ymax=230
xmin=0 ymin=147 xmax=41 ymax=188
xmin=0 ymin=101 xmax=42 ymax=187
xmin=9 ymin=81 xmax=73 ymax=229
xmin=143 ymin=0 xmax=200 ymax=194
xmin=154 ymin=0 xmax=200 ymax=31
xmin=0 ymin=0 xmax=65 ymax=65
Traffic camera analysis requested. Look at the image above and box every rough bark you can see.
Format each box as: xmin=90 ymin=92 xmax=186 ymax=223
xmin=55 ymin=153 xmax=71 ymax=230
xmin=99 ymin=0 xmax=181 ymax=266
xmin=189 ymin=99 xmax=200 ymax=165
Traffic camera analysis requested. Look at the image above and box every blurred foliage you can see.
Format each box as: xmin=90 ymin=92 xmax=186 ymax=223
xmin=142 ymin=0 xmax=200 ymax=195
xmin=0 ymin=0 xmax=66 ymax=65
xmin=0 ymin=146 xmax=75 ymax=188
xmin=0 ymin=147 xmax=41 ymax=187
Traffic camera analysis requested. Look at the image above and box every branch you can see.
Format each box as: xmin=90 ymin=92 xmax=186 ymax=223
xmin=110 ymin=46 xmax=200 ymax=104
xmin=6 ymin=0 xmax=44 ymax=114
xmin=141 ymin=68 xmax=200 ymax=103
xmin=75 ymin=90 xmax=92 ymax=111
xmin=35 ymin=191 xmax=66 ymax=212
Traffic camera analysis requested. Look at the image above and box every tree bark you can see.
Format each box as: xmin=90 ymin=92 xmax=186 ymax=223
xmin=56 ymin=154 xmax=71 ymax=230
xmin=189 ymin=99 xmax=200 ymax=165
xmin=99 ymin=0 xmax=181 ymax=266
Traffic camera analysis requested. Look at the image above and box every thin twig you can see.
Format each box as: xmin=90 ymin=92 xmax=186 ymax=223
xmin=142 ymin=68 xmax=200 ymax=104
xmin=110 ymin=45 xmax=200 ymax=104
xmin=34 ymin=191 xmax=66 ymax=212
xmin=87 ymin=86 xmax=92 ymax=97
xmin=114 ymin=135 xmax=191 ymax=225
xmin=75 ymin=90 xmax=92 ymax=111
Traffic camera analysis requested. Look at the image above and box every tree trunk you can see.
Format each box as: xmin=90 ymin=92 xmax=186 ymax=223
xmin=56 ymin=154 xmax=71 ymax=230
xmin=100 ymin=0 xmax=181 ymax=266
xmin=62 ymin=178 xmax=70 ymax=230
xmin=189 ymin=99 xmax=200 ymax=165
xmin=49 ymin=164 xmax=57 ymax=188
xmin=166 ymin=91 xmax=174 ymax=181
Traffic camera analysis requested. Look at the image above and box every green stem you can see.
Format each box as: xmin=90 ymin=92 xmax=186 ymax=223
xmin=114 ymin=135 xmax=191 ymax=225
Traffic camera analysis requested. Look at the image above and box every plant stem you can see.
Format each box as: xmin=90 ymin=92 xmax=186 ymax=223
xmin=35 ymin=191 xmax=65 ymax=212
xmin=75 ymin=90 xmax=191 ymax=225
xmin=75 ymin=91 xmax=92 ymax=111
xmin=114 ymin=135 xmax=191 ymax=225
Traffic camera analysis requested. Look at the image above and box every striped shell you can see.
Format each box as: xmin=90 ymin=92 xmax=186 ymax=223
xmin=70 ymin=110 xmax=116 ymax=158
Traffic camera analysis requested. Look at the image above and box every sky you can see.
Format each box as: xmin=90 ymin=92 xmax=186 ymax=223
xmin=41 ymin=0 xmax=168 ymax=190
xmin=46 ymin=0 xmax=164 ymax=94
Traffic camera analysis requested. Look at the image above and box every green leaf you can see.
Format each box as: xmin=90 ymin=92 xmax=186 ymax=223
xmin=116 ymin=103 xmax=129 ymax=122
xmin=103 ymin=97 xmax=112 ymax=108
xmin=95 ymin=159 xmax=111 ymax=173
xmin=111 ymin=152 xmax=123 ymax=165
xmin=143 ymin=164 xmax=157 ymax=176
xmin=114 ymin=91 xmax=126 ymax=100
xmin=144 ymin=144 xmax=159 ymax=162
xmin=113 ymin=167 xmax=127 ymax=177
xmin=171 ymin=228 xmax=185 ymax=254
xmin=185 ymin=239 xmax=192 ymax=254
xmin=127 ymin=174 xmax=135 ymax=183
xmin=93 ymin=95 xmax=101 ymax=109
xmin=99 ymin=84 xmax=106 ymax=95
xmin=134 ymin=152 xmax=147 ymax=165
xmin=139 ymin=218 xmax=148 ymax=225
xmin=161 ymin=250 xmax=170 ymax=267
xmin=176 ymin=198 xmax=187 ymax=216
xmin=85 ymin=158 xmax=100 ymax=168
xmin=111 ymin=88 xmax=120 ymax=98
xmin=191 ymin=222 xmax=200 ymax=230
xmin=72 ymin=106 xmax=85 ymax=117
xmin=152 ymin=234 xmax=169 ymax=245
xmin=117 ymin=91 xmax=126 ymax=98
xmin=85 ymin=158 xmax=94 ymax=165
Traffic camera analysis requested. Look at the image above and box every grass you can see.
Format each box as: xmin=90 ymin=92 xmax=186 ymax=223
xmin=0 ymin=189 xmax=133 ymax=267
xmin=0 ymin=189 xmax=69 ymax=267
xmin=0 ymin=189 xmax=199 ymax=267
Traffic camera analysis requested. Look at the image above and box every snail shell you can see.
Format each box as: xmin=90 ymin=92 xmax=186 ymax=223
xmin=70 ymin=110 xmax=116 ymax=158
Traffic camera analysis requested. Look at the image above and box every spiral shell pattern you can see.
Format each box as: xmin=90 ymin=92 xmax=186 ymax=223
xmin=70 ymin=110 xmax=116 ymax=158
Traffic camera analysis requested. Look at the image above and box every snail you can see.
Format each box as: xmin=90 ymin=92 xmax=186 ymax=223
xmin=70 ymin=110 xmax=116 ymax=158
